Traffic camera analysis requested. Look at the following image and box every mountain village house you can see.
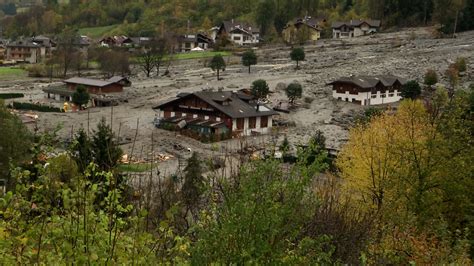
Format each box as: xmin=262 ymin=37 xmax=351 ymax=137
xmin=153 ymin=90 xmax=278 ymax=139
xmin=282 ymin=16 xmax=326 ymax=44
xmin=217 ymin=20 xmax=260 ymax=46
xmin=332 ymin=19 xmax=381 ymax=39
xmin=177 ymin=33 xmax=213 ymax=52
xmin=43 ymin=76 xmax=131 ymax=107
xmin=328 ymin=75 xmax=406 ymax=106
xmin=99 ymin=36 xmax=134 ymax=47
xmin=6 ymin=36 xmax=55 ymax=63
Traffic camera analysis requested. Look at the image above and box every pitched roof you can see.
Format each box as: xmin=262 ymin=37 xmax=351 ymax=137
xmin=222 ymin=20 xmax=260 ymax=35
xmin=64 ymin=77 xmax=113 ymax=87
xmin=107 ymin=76 xmax=129 ymax=83
xmin=290 ymin=16 xmax=325 ymax=30
xmin=7 ymin=39 xmax=41 ymax=48
xmin=332 ymin=19 xmax=381 ymax=29
xmin=154 ymin=90 xmax=278 ymax=119
xmin=43 ymin=86 xmax=75 ymax=96
xmin=328 ymin=75 xmax=406 ymax=88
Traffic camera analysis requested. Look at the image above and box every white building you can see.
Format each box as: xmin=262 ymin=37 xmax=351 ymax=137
xmin=332 ymin=19 xmax=381 ymax=39
xmin=328 ymin=75 xmax=406 ymax=106
xmin=217 ymin=20 xmax=260 ymax=46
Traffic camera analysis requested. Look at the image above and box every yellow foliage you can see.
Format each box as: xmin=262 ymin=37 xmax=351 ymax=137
xmin=337 ymin=100 xmax=439 ymax=215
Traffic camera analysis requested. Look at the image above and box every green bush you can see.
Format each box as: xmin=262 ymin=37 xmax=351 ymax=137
xmin=424 ymin=69 xmax=438 ymax=86
xmin=9 ymin=102 xmax=63 ymax=112
xmin=0 ymin=93 xmax=24 ymax=99
xmin=455 ymin=57 xmax=467 ymax=72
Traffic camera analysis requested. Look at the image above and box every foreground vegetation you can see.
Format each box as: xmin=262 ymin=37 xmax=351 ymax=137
xmin=0 ymin=83 xmax=473 ymax=263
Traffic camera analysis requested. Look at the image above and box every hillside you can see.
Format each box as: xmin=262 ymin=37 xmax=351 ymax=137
xmin=1 ymin=0 xmax=473 ymax=39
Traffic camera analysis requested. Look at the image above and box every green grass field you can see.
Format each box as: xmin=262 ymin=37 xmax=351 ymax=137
xmin=0 ymin=67 xmax=27 ymax=80
xmin=172 ymin=51 xmax=231 ymax=60
xmin=78 ymin=24 xmax=120 ymax=38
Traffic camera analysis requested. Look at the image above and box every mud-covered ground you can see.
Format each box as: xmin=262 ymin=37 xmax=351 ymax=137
xmin=1 ymin=27 xmax=473 ymax=175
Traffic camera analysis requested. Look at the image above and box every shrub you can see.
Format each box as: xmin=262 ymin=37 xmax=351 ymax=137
xmin=401 ymin=80 xmax=422 ymax=99
xmin=424 ymin=69 xmax=438 ymax=86
xmin=0 ymin=93 xmax=24 ymax=99
xmin=286 ymin=83 xmax=303 ymax=104
xmin=455 ymin=57 xmax=467 ymax=72
xmin=26 ymin=64 xmax=48 ymax=77
xmin=9 ymin=102 xmax=63 ymax=112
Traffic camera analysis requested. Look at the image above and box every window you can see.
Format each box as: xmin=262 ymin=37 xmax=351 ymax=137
xmin=260 ymin=116 xmax=268 ymax=128
xmin=249 ymin=117 xmax=256 ymax=129
xmin=233 ymin=36 xmax=241 ymax=41
xmin=381 ymin=94 xmax=386 ymax=98
xmin=237 ymin=118 xmax=244 ymax=130
xmin=389 ymin=93 xmax=394 ymax=97
xmin=397 ymin=92 xmax=401 ymax=96
xmin=371 ymin=94 xmax=377 ymax=99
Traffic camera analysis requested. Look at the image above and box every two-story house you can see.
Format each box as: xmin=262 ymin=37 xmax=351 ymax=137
xmin=332 ymin=19 xmax=381 ymax=39
xmin=153 ymin=90 xmax=278 ymax=138
xmin=177 ymin=33 xmax=213 ymax=52
xmin=328 ymin=75 xmax=406 ymax=106
xmin=217 ymin=20 xmax=260 ymax=46
xmin=282 ymin=16 xmax=326 ymax=44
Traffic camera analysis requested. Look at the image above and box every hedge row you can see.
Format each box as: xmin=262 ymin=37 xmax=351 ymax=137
xmin=9 ymin=102 xmax=63 ymax=112
xmin=0 ymin=93 xmax=24 ymax=99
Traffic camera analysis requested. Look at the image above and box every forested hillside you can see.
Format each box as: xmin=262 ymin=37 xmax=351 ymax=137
xmin=1 ymin=0 xmax=473 ymax=38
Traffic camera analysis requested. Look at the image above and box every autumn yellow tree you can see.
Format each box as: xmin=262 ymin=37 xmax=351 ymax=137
xmin=337 ymin=99 xmax=473 ymax=263
xmin=338 ymin=101 xmax=442 ymax=217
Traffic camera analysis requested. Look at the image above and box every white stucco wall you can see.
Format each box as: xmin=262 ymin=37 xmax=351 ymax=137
xmin=332 ymin=90 xmax=401 ymax=106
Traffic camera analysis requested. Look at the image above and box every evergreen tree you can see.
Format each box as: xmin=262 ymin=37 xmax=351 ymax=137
xmin=72 ymin=85 xmax=90 ymax=109
xmin=71 ymin=128 xmax=93 ymax=172
xmin=209 ymin=54 xmax=226 ymax=80
xmin=255 ymin=0 xmax=276 ymax=36
xmin=0 ymin=100 xmax=32 ymax=189
xmin=286 ymin=82 xmax=303 ymax=104
xmin=290 ymin=47 xmax=305 ymax=69
xmin=242 ymin=50 xmax=257 ymax=74
xmin=401 ymin=80 xmax=422 ymax=99
xmin=251 ymin=79 xmax=270 ymax=101
xmin=181 ymin=152 xmax=204 ymax=212
xmin=91 ymin=118 xmax=123 ymax=171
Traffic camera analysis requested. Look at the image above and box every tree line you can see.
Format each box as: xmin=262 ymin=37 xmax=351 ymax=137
xmin=1 ymin=0 xmax=473 ymax=39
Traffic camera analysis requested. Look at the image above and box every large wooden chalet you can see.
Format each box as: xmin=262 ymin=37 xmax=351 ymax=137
xmin=153 ymin=90 xmax=278 ymax=138
xmin=328 ymin=75 xmax=406 ymax=106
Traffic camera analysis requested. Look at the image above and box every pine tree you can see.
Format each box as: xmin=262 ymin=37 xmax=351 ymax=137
xmin=209 ymin=54 xmax=226 ymax=80
xmin=181 ymin=152 xmax=204 ymax=211
xmin=92 ymin=118 xmax=123 ymax=171
xmin=290 ymin=47 xmax=305 ymax=69
xmin=242 ymin=50 xmax=257 ymax=74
